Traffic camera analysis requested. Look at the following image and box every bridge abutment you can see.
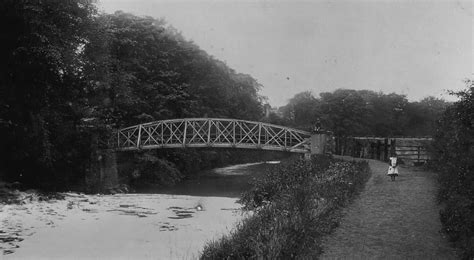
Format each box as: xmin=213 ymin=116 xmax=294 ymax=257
xmin=310 ymin=133 xmax=328 ymax=154
xmin=86 ymin=140 xmax=119 ymax=193
xmin=305 ymin=132 xmax=330 ymax=159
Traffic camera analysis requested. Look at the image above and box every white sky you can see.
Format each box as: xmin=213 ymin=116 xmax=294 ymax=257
xmin=98 ymin=0 xmax=473 ymax=107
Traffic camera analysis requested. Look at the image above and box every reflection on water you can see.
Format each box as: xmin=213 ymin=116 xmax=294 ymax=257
xmin=145 ymin=161 xmax=280 ymax=198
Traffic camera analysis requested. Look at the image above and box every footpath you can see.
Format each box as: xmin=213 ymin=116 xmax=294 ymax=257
xmin=320 ymin=157 xmax=458 ymax=259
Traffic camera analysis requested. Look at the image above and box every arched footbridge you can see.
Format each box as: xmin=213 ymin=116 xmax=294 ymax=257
xmin=116 ymin=118 xmax=313 ymax=153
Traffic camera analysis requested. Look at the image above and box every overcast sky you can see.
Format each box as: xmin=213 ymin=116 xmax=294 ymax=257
xmin=98 ymin=0 xmax=473 ymax=107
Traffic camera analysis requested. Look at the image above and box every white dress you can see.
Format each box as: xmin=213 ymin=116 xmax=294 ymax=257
xmin=387 ymin=157 xmax=399 ymax=175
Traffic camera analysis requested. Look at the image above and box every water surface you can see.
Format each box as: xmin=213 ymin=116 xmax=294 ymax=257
xmin=1 ymin=161 xmax=280 ymax=258
xmin=143 ymin=161 xmax=280 ymax=197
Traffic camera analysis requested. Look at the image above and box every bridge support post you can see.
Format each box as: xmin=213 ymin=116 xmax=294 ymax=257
xmin=310 ymin=132 xmax=329 ymax=155
xmin=86 ymin=134 xmax=119 ymax=193
xmin=86 ymin=149 xmax=119 ymax=193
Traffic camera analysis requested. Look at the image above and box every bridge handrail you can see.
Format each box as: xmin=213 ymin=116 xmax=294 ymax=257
xmin=115 ymin=118 xmax=312 ymax=153
xmin=120 ymin=118 xmax=311 ymax=135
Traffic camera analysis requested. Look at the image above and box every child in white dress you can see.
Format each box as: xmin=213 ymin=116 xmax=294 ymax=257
xmin=387 ymin=156 xmax=399 ymax=181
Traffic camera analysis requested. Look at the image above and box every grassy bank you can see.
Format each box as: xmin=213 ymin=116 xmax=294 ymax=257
xmin=200 ymin=155 xmax=370 ymax=259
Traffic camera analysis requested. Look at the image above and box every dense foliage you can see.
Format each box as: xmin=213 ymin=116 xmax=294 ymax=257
xmin=432 ymin=81 xmax=474 ymax=259
xmin=0 ymin=1 xmax=264 ymax=190
xmin=128 ymin=149 xmax=291 ymax=190
xmin=0 ymin=0 xmax=98 ymax=188
xmin=201 ymin=155 xmax=371 ymax=259
xmin=271 ymin=89 xmax=449 ymax=137
xmin=83 ymin=11 xmax=264 ymax=127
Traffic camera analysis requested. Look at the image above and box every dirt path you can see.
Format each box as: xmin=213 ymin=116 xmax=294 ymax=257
xmin=320 ymin=158 xmax=457 ymax=259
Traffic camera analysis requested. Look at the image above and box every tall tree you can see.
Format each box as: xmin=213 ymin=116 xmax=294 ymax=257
xmin=405 ymin=97 xmax=450 ymax=136
xmin=83 ymin=11 xmax=264 ymax=125
xmin=0 ymin=0 xmax=97 ymax=187
xmin=319 ymin=89 xmax=370 ymax=137
xmin=279 ymin=91 xmax=319 ymax=129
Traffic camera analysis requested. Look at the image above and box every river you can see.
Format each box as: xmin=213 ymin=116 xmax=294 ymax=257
xmin=146 ymin=161 xmax=278 ymax=197
xmin=1 ymin=161 xmax=278 ymax=259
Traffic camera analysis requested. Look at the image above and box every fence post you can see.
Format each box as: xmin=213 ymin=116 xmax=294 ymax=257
xmin=417 ymin=146 xmax=421 ymax=163
xmin=390 ymin=139 xmax=396 ymax=156
xmin=376 ymin=140 xmax=381 ymax=160
xmin=383 ymin=138 xmax=389 ymax=161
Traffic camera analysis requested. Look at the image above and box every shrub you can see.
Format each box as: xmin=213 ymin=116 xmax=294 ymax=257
xmin=239 ymin=154 xmax=333 ymax=210
xmin=132 ymin=153 xmax=183 ymax=187
xmin=201 ymin=155 xmax=370 ymax=259
xmin=432 ymin=81 xmax=474 ymax=259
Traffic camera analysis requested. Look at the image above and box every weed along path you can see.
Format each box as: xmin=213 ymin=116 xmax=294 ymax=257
xmin=320 ymin=158 xmax=457 ymax=259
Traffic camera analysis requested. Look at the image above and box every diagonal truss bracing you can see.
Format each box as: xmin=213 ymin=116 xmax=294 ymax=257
xmin=116 ymin=118 xmax=311 ymax=153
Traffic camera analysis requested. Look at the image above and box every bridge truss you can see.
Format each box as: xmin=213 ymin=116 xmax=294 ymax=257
xmin=116 ymin=118 xmax=311 ymax=153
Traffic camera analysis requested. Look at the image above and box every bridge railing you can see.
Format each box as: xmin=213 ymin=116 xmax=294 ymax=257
xmin=116 ymin=118 xmax=311 ymax=153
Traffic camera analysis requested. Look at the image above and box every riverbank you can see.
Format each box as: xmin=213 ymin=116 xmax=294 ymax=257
xmin=201 ymin=155 xmax=371 ymax=259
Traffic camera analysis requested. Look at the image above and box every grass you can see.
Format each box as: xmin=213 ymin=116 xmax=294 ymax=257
xmin=200 ymin=154 xmax=371 ymax=259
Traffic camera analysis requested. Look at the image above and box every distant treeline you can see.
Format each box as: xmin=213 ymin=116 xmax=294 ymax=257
xmin=265 ymin=89 xmax=450 ymax=138
xmin=0 ymin=1 xmax=264 ymax=189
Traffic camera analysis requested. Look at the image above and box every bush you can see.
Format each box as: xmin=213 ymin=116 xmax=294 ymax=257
xmin=201 ymin=155 xmax=370 ymax=259
xmin=239 ymin=154 xmax=333 ymax=210
xmin=132 ymin=153 xmax=183 ymax=188
xmin=432 ymin=81 xmax=474 ymax=259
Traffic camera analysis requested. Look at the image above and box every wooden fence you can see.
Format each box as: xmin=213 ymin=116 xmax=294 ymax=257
xmin=335 ymin=137 xmax=432 ymax=165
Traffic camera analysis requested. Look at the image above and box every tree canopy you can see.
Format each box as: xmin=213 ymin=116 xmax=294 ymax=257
xmin=272 ymin=89 xmax=449 ymax=137
xmin=0 ymin=1 xmax=264 ymax=188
